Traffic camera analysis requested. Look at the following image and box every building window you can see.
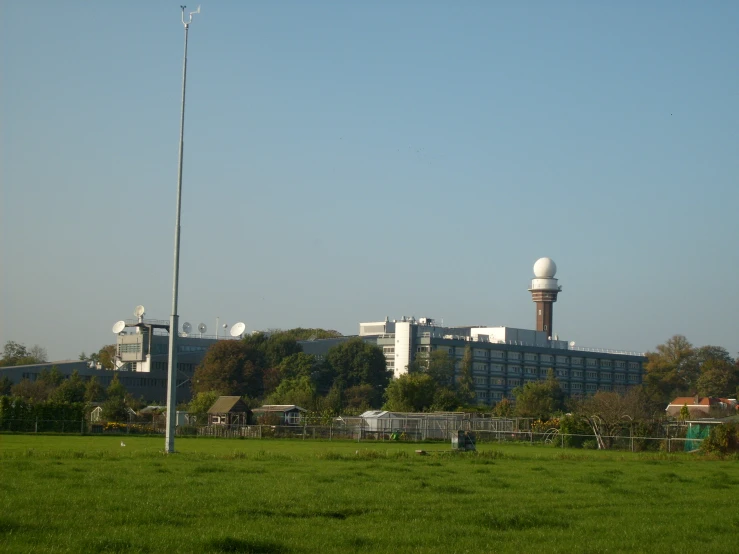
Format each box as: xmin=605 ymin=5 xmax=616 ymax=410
xmin=615 ymin=373 xmax=625 ymax=382
xmin=383 ymin=347 xmax=395 ymax=354
xmin=571 ymin=358 xmax=582 ymax=366
xmin=508 ymin=365 xmax=521 ymax=374
xmin=600 ymin=372 xmax=611 ymax=381
xmin=601 ymin=360 xmax=613 ymax=368
xmin=524 ymin=353 xmax=538 ymax=362
xmin=615 ymin=361 xmax=626 ymax=369
xmin=507 ymin=379 xmax=520 ymax=387
xmin=585 ymin=383 xmax=597 ymax=392
xmin=557 ymin=369 xmax=568 ymax=378
xmin=541 ymin=355 xmax=553 ymax=363
xmin=586 ymin=371 xmax=597 ymax=380
xmin=586 ymin=359 xmax=597 ymax=367
xmin=490 ymin=351 xmax=504 ymax=359
xmin=525 ymin=366 xmax=537 ymax=375
xmin=508 ymin=352 xmax=521 ymax=360
xmin=491 ymin=364 xmax=504 ymax=373
xmin=571 ymin=370 xmax=583 ymax=378
xmin=474 ymin=377 xmax=487 ymax=386
xmin=571 ymin=383 xmax=582 ymax=391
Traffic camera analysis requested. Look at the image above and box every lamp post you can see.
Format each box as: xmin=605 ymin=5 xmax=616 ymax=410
xmin=165 ymin=5 xmax=200 ymax=454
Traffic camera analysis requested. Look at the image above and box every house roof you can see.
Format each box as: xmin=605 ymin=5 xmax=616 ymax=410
xmin=667 ymin=397 xmax=736 ymax=408
xmin=252 ymin=404 xmax=306 ymax=413
xmin=207 ymin=396 xmax=251 ymax=414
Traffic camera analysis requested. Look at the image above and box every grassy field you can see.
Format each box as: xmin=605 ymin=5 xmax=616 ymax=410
xmin=1 ymin=435 xmax=738 ymax=553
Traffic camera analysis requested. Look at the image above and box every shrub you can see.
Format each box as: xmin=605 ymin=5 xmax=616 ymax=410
xmin=700 ymin=423 xmax=739 ymax=455
xmin=558 ymin=415 xmax=592 ymax=448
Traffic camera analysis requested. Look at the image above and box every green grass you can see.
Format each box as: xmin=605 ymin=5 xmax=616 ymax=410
xmin=1 ymin=435 xmax=738 ymax=553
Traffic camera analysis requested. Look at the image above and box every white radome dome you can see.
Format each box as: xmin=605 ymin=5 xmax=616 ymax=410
xmin=533 ymin=257 xmax=557 ymax=279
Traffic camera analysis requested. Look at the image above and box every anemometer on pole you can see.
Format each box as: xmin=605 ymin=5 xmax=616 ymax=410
xmin=166 ymin=5 xmax=200 ymax=455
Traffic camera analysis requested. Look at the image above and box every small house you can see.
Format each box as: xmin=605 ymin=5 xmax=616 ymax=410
xmin=252 ymin=405 xmax=306 ymax=425
xmin=207 ymin=396 xmax=252 ymax=426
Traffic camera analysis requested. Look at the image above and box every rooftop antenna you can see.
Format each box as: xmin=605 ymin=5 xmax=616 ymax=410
xmin=198 ymin=323 xmax=207 ymax=337
xmin=112 ymin=321 xmax=126 ymax=334
xmin=166 ymin=4 xmax=201 ymax=455
xmin=182 ymin=322 xmax=192 ymax=336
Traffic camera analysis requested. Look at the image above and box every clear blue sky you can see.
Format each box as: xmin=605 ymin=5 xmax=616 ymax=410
xmin=2 ymin=1 xmax=738 ymax=361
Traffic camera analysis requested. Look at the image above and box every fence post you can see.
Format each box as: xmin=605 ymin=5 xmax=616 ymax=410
xmin=35 ymin=418 xmax=38 ymax=434
xmin=329 ymin=424 xmax=332 ymax=441
xmin=561 ymin=432 xmax=564 ymax=449
xmin=81 ymin=418 xmax=84 ymax=435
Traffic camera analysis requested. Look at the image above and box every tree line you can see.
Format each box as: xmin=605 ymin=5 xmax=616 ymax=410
xmin=190 ymin=331 xmax=391 ymax=415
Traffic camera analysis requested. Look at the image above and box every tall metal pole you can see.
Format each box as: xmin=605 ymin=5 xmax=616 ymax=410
xmin=166 ymin=5 xmax=199 ymax=453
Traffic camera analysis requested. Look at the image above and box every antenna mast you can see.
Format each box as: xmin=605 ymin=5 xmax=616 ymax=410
xmin=166 ymin=4 xmax=200 ymax=455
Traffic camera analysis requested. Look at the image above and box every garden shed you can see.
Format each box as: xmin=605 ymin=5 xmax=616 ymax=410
xmin=252 ymin=405 xmax=306 ymax=425
xmin=207 ymin=396 xmax=252 ymax=426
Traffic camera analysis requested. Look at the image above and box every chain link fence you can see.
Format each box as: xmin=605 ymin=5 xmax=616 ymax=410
xmin=0 ymin=417 xmax=709 ymax=452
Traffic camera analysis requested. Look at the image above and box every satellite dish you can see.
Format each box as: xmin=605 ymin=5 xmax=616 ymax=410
xmin=230 ymin=322 xmax=246 ymax=337
xmin=134 ymin=305 xmax=146 ymax=318
xmin=112 ymin=320 xmax=126 ymax=334
xmin=198 ymin=323 xmax=207 ymax=334
xmin=182 ymin=322 xmax=192 ymax=334
xmin=115 ymin=359 xmax=124 ymax=369
xmin=569 ymin=341 xmax=576 ymax=347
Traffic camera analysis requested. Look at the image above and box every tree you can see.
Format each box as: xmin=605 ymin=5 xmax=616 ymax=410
xmin=2 ymin=341 xmax=29 ymax=363
xmin=324 ymin=338 xmax=391 ymax=408
xmin=187 ymin=390 xmax=221 ymax=422
xmin=410 ymin=350 xmax=456 ymax=389
xmin=84 ymin=376 xmax=106 ymax=403
xmin=0 ymin=375 xmax=12 ymax=396
xmin=97 ymin=345 xmax=116 ymax=370
xmin=696 ymin=363 xmax=733 ymax=397
xmin=10 ymin=379 xmax=51 ymax=402
xmin=492 ymin=398 xmax=514 ymax=418
xmin=192 ymin=340 xmax=264 ymax=397
xmin=430 ymin=387 xmax=460 ymax=412
xmin=456 ymin=345 xmax=475 ymax=405
xmin=38 ymin=366 xmax=64 ymax=389
xmin=679 ymin=404 xmax=690 ymax=422
xmin=51 ymin=371 xmax=86 ymax=403
xmin=266 ymin=376 xmax=316 ymax=409
xmin=341 ymin=384 xmax=376 ymax=412
xmin=101 ymin=397 xmax=129 ymax=423
xmin=277 ymin=352 xmax=316 ymax=381
xmin=0 ymin=341 xmax=47 ymax=367
xmin=695 ymin=350 xmax=738 ymax=397
xmin=512 ymin=371 xmax=565 ymax=419
xmin=106 ymin=374 xmax=127 ymax=400
xmin=643 ymin=335 xmax=697 ymax=405
xmin=577 ymin=389 xmax=648 ymax=449
xmin=28 ymin=345 xmax=48 ymax=363
xmin=383 ymin=373 xmax=437 ymax=412
xmin=267 ymin=328 xmax=342 ymax=341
